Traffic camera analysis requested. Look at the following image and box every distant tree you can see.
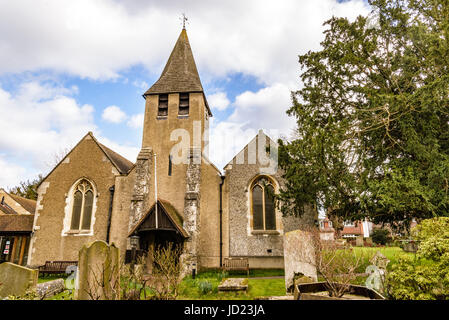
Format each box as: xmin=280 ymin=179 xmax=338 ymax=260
xmin=8 ymin=147 xmax=70 ymax=201
xmin=371 ymin=228 xmax=391 ymax=245
xmin=45 ymin=147 xmax=71 ymax=171
xmin=278 ymin=0 xmax=449 ymax=231
xmin=9 ymin=174 xmax=44 ymax=200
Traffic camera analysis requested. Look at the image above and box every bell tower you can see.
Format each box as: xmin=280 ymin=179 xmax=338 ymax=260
xmin=141 ymin=27 xmax=212 ymax=155
xmin=129 ymin=27 xmax=213 ymax=274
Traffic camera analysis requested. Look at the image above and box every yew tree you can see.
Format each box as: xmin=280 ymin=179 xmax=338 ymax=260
xmin=278 ymin=0 xmax=449 ymax=230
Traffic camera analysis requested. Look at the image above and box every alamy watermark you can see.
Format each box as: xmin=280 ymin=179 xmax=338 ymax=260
xmin=169 ymin=121 xmax=279 ymax=175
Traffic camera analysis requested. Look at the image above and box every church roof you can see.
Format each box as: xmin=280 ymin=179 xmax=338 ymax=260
xmin=144 ymin=28 xmax=212 ymax=116
xmin=37 ymin=132 xmax=134 ymax=189
xmin=128 ymin=199 xmax=189 ymax=238
xmin=0 ymin=214 xmax=34 ymax=234
xmin=8 ymin=194 xmax=36 ymax=214
xmin=97 ymin=142 xmax=134 ymax=174
xmin=0 ymin=202 xmax=18 ymax=215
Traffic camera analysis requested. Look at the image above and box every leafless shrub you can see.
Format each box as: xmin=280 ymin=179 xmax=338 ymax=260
xmin=147 ymin=243 xmax=183 ymax=300
xmin=120 ymin=254 xmax=150 ymax=300
xmin=305 ymin=226 xmax=362 ymax=298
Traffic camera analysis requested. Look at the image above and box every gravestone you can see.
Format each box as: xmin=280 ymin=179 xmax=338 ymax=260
xmin=283 ymin=230 xmax=317 ymax=292
xmin=36 ymin=278 xmax=65 ymax=299
xmin=356 ymin=236 xmax=364 ymax=246
xmin=365 ymin=251 xmax=390 ymax=293
xmin=75 ymin=241 xmax=120 ymax=300
xmin=0 ymin=262 xmax=38 ymax=299
xmin=403 ymin=241 xmax=419 ymax=253
xmin=370 ymin=251 xmax=390 ymax=271
xmin=218 ymin=278 xmax=248 ymax=292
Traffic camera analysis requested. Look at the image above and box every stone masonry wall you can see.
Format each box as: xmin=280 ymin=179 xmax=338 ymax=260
xmin=224 ymin=132 xmax=316 ymax=267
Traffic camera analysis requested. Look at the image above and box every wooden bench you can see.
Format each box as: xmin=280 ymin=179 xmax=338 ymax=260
xmin=223 ymin=257 xmax=249 ymax=276
xmin=38 ymin=261 xmax=78 ymax=276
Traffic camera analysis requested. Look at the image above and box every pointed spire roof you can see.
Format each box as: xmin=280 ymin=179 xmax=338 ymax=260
xmin=144 ymin=28 xmax=212 ymax=116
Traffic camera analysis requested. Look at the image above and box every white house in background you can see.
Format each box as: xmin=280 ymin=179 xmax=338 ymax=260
xmin=341 ymin=218 xmax=373 ymax=238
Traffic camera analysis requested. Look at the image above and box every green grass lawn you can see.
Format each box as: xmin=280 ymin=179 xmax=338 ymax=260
xmin=46 ymin=269 xmax=286 ymax=300
xmin=47 ymin=289 xmax=73 ymax=300
xmin=352 ymin=246 xmax=415 ymax=271
xmin=47 ymin=251 xmax=417 ymax=300
xmin=177 ymin=269 xmax=286 ymax=300
xmin=38 ymin=274 xmax=67 ymax=284
xmin=178 ymin=277 xmax=285 ymax=300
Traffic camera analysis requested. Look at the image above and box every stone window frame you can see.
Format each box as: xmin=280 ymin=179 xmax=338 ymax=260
xmin=248 ymin=175 xmax=279 ymax=235
xmin=62 ymin=177 xmax=98 ymax=237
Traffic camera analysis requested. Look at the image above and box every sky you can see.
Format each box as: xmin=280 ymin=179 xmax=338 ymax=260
xmin=0 ymin=0 xmax=371 ymax=189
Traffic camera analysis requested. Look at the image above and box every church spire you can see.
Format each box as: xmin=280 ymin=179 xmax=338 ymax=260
xmin=144 ymin=28 xmax=206 ymax=96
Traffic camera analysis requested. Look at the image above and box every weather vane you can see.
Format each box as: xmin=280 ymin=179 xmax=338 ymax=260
xmin=180 ymin=13 xmax=189 ymax=30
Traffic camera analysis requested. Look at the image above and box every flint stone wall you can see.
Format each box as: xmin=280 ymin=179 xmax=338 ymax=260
xmin=225 ymin=133 xmax=316 ymax=262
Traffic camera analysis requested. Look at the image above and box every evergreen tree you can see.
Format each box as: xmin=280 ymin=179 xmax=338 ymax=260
xmin=278 ymin=0 xmax=449 ymax=231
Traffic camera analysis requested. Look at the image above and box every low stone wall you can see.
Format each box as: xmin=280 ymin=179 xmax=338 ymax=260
xmin=36 ymin=279 xmax=65 ymax=299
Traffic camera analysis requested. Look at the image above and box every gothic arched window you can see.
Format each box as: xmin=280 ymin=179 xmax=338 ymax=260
xmin=70 ymin=179 xmax=94 ymax=231
xmin=251 ymin=176 xmax=276 ymax=231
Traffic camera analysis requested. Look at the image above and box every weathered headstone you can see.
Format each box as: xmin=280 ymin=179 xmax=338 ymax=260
xmin=0 ymin=262 xmax=38 ymax=299
xmin=370 ymin=251 xmax=390 ymax=271
xmin=283 ymin=230 xmax=317 ymax=292
xmin=403 ymin=241 xmax=419 ymax=253
xmin=36 ymin=278 xmax=65 ymax=299
xmin=218 ymin=278 xmax=248 ymax=292
xmin=75 ymin=241 xmax=120 ymax=300
xmin=365 ymin=251 xmax=390 ymax=293
xmin=356 ymin=236 xmax=364 ymax=246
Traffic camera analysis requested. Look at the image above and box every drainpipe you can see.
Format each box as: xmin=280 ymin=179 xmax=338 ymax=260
xmin=106 ymin=185 xmax=115 ymax=244
xmin=219 ymin=175 xmax=225 ymax=267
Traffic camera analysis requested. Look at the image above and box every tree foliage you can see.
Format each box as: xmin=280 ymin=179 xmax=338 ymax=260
xmin=8 ymin=174 xmax=44 ymax=201
xmin=371 ymin=228 xmax=391 ymax=245
xmin=386 ymin=217 xmax=449 ymax=299
xmin=278 ymin=0 xmax=449 ymax=229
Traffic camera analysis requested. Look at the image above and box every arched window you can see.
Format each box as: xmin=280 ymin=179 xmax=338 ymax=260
xmin=70 ymin=179 xmax=94 ymax=231
xmin=251 ymin=176 xmax=276 ymax=231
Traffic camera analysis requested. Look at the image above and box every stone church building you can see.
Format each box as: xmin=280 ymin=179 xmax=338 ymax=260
xmin=27 ymin=28 xmax=315 ymax=273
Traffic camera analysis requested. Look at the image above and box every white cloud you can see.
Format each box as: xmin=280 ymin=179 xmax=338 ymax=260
xmin=208 ymin=120 xmax=257 ymax=171
xmin=0 ymin=0 xmax=370 ymax=83
xmin=132 ymin=80 xmax=149 ymax=90
xmin=94 ymin=136 xmax=139 ymax=164
xmin=229 ymin=83 xmax=297 ymax=137
xmin=0 ymin=82 xmax=138 ymax=188
xmin=127 ymin=113 xmax=144 ymax=129
xmin=0 ymin=155 xmax=31 ymax=189
xmin=102 ymin=105 xmax=127 ymax=123
xmin=208 ymin=92 xmax=230 ymax=111
xmin=0 ymin=0 xmax=372 ymax=185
